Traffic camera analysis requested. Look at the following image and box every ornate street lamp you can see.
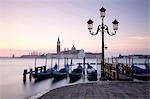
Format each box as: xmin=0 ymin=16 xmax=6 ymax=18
xmin=112 ymin=19 xmax=119 ymax=32
xmin=87 ymin=6 xmax=119 ymax=80
xmin=87 ymin=19 xmax=94 ymax=33
xmin=99 ymin=6 xmax=106 ymax=18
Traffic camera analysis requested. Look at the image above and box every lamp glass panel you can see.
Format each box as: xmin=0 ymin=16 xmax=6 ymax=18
xmin=88 ymin=24 xmax=93 ymax=30
xmin=113 ymin=24 xmax=118 ymax=30
xmin=100 ymin=12 xmax=105 ymax=17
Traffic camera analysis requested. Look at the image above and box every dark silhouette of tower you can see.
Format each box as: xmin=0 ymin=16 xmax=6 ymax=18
xmin=57 ymin=37 xmax=60 ymax=54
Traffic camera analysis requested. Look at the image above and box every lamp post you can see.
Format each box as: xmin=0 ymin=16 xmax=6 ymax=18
xmin=87 ymin=6 xmax=119 ymax=80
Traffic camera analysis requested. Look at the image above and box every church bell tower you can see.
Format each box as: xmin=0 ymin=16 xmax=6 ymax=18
xmin=57 ymin=37 xmax=60 ymax=54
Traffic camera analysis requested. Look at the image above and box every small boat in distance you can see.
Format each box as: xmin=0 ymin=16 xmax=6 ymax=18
xmin=87 ymin=63 xmax=97 ymax=81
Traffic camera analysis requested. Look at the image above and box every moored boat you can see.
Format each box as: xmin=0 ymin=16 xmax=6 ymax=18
xmin=132 ymin=64 xmax=145 ymax=74
xmin=132 ymin=64 xmax=150 ymax=81
xmin=87 ymin=63 xmax=97 ymax=81
xmin=133 ymin=74 xmax=150 ymax=81
xmin=32 ymin=64 xmax=58 ymax=80
xmin=69 ymin=63 xmax=82 ymax=82
xmin=52 ymin=65 xmax=69 ymax=80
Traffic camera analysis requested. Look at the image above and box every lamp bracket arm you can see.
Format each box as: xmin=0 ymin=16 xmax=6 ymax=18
xmin=105 ymin=25 xmax=116 ymax=36
xmin=96 ymin=25 xmax=101 ymax=34
xmin=104 ymin=25 xmax=109 ymax=34
xmin=89 ymin=25 xmax=101 ymax=35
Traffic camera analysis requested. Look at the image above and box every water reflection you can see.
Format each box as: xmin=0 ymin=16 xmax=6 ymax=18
xmin=0 ymin=58 xmax=146 ymax=99
xmin=1 ymin=58 xmax=99 ymax=99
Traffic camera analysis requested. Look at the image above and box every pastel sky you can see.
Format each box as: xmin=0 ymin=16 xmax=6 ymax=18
xmin=0 ymin=0 xmax=149 ymax=57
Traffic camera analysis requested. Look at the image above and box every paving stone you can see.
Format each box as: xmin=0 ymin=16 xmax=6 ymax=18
xmin=39 ymin=81 xmax=150 ymax=99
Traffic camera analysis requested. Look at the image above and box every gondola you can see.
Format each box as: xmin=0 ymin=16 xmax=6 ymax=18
xmin=87 ymin=63 xmax=97 ymax=81
xmin=52 ymin=65 xmax=69 ymax=80
xmin=133 ymin=74 xmax=150 ymax=81
xmin=132 ymin=64 xmax=150 ymax=81
xmin=69 ymin=63 xmax=82 ymax=82
xmin=32 ymin=64 xmax=58 ymax=80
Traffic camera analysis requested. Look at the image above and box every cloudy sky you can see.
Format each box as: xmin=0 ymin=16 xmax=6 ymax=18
xmin=0 ymin=0 xmax=149 ymax=57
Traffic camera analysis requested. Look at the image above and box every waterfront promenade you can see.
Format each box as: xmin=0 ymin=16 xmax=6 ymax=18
xmin=38 ymin=81 xmax=150 ymax=99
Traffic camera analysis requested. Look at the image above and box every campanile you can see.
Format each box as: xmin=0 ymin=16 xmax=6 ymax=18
xmin=57 ymin=37 xmax=60 ymax=54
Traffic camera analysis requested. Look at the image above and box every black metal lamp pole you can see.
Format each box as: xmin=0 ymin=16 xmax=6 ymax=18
xmin=87 ymin=6 xmax=119 ymax=80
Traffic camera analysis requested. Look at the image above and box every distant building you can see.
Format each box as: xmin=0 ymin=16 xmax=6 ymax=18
xmin=20 ymin=50 xmax=45 ymax=58
xmin=12 ymin=54 xmax=15 ymax=58
xmin=20 ymin=36 xmax=102 ymax=59
xmin=129 ymin=54 xmax=150 ymax=59
xmin=20 ymin=55 xmax=39 ymax=58
xmin=59 ymin=45 xmax=85 ymax=58
xmin=47 ymin=37 xmax=102 ymax=59
xmin=57 ymin=37 xmax=61 ymax=54
xmin=116 ymin=54 xmax=150 ymax=59
xmin=85 ymin=52 xmax=102 ymax=59
xmin=47 ymin=45 xmax=85 ymax=59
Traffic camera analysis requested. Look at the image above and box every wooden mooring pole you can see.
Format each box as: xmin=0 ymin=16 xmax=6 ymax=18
xmin=35 ymin=67 xmax=38 ymax=74
xmin=83 ymin=57 xmax=86 ymax=75
xmin=131 ymin=57 xmax=133 ymax=64
xmin=148 ymin=57 xmax=150 ymax=64
xmin=129 ymin=55 xmax=131 ymax=65
xmin=23 ymin=69 xmax=28 ymax=83
xmin=67 ymin=58 xmax=68 ymax=65
xmin=116 ymin=64 xmax=119 ymax=80
xmin=96 ymin=58 xmax=100 ymax=81
xmin=45 ymin=54 xmax=47 ymax=67
xmin=58 ymin=57 xmax=60 ymax=69
xmin=29 ymin=68 xmax=32 ymax=81
xmin=35 ymin=57 xmax=37 ymax=68
xmin=43 ymin=66 xmax=46 ymax=72
xmin=64 ymin=57 xmax=66 ymax=66
xmin=108 ymin=57 xmax=109 ymax=63
xmin=70 ymin=58 xmax=73 ymax=66
xmin=51 ymin=57 xmax=53 ymax=69
xmin=126 ymin=57 xmax=127 ymax=64
xmin=111 ymin=56 xmax=114 ymax=63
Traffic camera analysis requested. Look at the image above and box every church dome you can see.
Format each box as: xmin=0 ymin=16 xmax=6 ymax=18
xmin=71 ymin=45 xmax=76 ymax=51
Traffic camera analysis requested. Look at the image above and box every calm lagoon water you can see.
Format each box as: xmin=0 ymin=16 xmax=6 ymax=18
xmin=0 ymin=58 xmax=101 ymax=99
xmin=0 ymin=58 xmax=147 ymax=99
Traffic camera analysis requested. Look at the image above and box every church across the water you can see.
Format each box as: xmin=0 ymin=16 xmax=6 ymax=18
xmin=47 ymin=37 xmax=85 ymax=58
xmin=47 ymin=37 xmax=101 ymax=59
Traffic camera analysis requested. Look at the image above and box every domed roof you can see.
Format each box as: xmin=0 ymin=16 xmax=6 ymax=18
xmin=71 ymin=45 xmax=76 ymax=51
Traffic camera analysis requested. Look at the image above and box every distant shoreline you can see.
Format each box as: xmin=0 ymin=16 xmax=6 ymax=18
xmin=0 ymin=54 xmax=150 ymax=59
